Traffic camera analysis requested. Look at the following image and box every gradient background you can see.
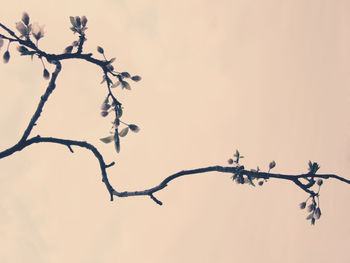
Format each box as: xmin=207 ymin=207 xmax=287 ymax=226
xmin=1 ymin=0 xmax=350 ymax=262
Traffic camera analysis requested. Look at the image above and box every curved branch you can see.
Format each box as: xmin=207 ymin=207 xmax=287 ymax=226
xmin=113 ymin=165 xmax=349 ymax=205
xmin=2 ymin=135 xmax=116 ymax=201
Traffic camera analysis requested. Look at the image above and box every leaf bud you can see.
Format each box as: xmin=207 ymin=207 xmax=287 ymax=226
xmin=317 ymin=179 xmax=323 ymax=186
xmin=258 ymin=181 xmax=264 ymax=186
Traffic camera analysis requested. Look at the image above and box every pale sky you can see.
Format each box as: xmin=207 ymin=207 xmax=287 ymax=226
xmin=1 ymin=0 xmax=350 ymax=262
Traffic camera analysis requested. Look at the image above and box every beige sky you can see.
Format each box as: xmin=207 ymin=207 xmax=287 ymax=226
xmin=1 ymin=0 xmax=350 ymax=262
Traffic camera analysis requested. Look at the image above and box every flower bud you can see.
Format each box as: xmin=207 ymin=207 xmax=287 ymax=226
xmin=311 ymin=218 xmax=316 ymax=225
xmin=101 ymin=111 xmax=108 ymax=117
xmin=131 ymin=75 xmax=142 ymax=82
xmin=258 ymin=181 xmax=264 ymax=186
xmin=22 ymin=12 xmax=30 ymax=26
xmin=3 ymin=51 xmax=10 ymax=63
xmin=228 ymin=158 xmax=234 ymax=165
xmin=43 ymin=69 xmax=50 ymax=79
xmin=64 ymin=45 xmax=73 ymax=54
xmin=269 ymin=160 xmax=276 ymax=170
xmin=101 ymin=103 xmax=111 ymax=111
xmin=307 ymin=203 xmax=315 ymax=212
xmin=129 ymin=124 xmax=140 ymax=132
xmin=317 ymin=179 xmax=323 ymax=186
xmin=97 ymin=46 xmax=104 ymax=54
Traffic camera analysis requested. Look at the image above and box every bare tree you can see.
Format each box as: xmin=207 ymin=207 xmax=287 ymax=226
xmin=1 ymin=13 xmax=348 ymax=225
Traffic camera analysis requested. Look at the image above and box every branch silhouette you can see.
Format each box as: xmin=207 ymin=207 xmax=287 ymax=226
xmin=0 ymin=13 xmax=348 ymax=225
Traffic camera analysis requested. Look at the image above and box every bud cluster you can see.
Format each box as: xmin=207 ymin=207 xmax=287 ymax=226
xmin=299 ymin=195 xmax=322 ymax=225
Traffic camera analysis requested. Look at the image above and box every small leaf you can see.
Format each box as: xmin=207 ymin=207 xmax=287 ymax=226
xmin=121 ymin=81 xmax=131 ymax=90
xmin=97 ymin=46 xmax=104 ymax=54
xmin=100 ymin=75 xmax=106 ymax=84
xmin=31 ymin=23 xmax=45 ymax=41
xmin=17 ymin=45 xmax=29 ymax=54
xmin=306 ymin=213 xmax=314 ymax=220
xmin=114 ymin=132 xmax=120 ymax=153
xmin=75 ymin=16 xmax=81 ymax=27
xmin=314 ymin=208 xmax=321 ymax=219
xmin=131 ymin=75 xmax=141 ymax=82
xmin=247 ymin=176 xmax=255 ymax=186
xmin=100 ymin=135 xmax=114 ymax=143
xmin=70 ymin=27 xmax=78 ymax=33
xmin=3 ymin=51 xmax=10 ymax=63
xmin=108 ymin=57 xmax=116 ymax=64
xmin=72 ymin=40 xmax=79 ymax=47
xmin=70 ymin=16 xmax=77 ymax=27
xmin=81 ymin=16 xmax=88 ymax=27
xmin=121 ymin=72 xmax=131 ymax=78
xmin=116 ymin=106 xmax=123 ymax=118
xmin=43 ymin=69 xmax=50 ymax=79
xmin=111 ymin=81 xmax=120 ymax=88
xmin=308 ymin=160 xmax=313 ymax=171
xmin=22 ymin=12 xmax=30 ymax=26
xmin=119 ymin=127 xmax=129 ymax=137
xmin=16 ymin=21 xmax=28 ymax=37
xmin=307 ymin=203 xmax=315 ymax=212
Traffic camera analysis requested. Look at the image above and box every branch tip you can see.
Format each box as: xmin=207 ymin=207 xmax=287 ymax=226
xmin=150 ymin=194 xmax=163 ymax=206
